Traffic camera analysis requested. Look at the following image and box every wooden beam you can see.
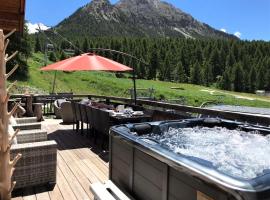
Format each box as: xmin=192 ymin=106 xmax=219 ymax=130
xmin=0 ymin=0 xmax=25 ymax=33
xmin=19 ymin=0 xmax=25 ymax=33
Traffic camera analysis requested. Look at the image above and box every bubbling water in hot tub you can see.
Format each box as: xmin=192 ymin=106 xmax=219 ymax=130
xmin=144 ymin=126 xmax=270 ymax=180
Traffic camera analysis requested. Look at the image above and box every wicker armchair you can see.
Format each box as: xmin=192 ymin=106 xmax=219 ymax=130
xmin=60 ymin=101 xmax=74 ymax=124
xmin=54 ymin=100 xmax=61 ymax=119
xmin=54 ymin=99 xmax=67 ymax=119
xmin=11 ymin=140 xmax=57 ymax=189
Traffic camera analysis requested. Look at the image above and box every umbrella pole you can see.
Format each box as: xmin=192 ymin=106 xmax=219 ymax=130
xmin=52 ymin=71 xmax=57 ymax=94
xmin=132 ymin=70 xmax=137 ymax=105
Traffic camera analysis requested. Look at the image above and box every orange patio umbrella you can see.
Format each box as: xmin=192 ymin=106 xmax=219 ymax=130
xmin=40 ymin=53 xmax=137 ymax=103
xmin=41 ymin=53 xmax=133 ymax=72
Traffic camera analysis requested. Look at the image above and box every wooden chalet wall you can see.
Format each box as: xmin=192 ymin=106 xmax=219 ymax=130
xmin=0 ymin=0 xmax=25 ymax=33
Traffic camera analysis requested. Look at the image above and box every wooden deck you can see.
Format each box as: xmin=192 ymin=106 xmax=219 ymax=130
xmin=12 ymin=119 xmax=109 ymax=200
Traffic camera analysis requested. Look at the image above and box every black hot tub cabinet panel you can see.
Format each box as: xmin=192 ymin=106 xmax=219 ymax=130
xmin=109 ymin=119 xmax=270 ymax=200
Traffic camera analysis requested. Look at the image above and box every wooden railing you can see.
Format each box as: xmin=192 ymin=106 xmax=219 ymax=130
xmin=10 ymin=94 xmax=270 ymax=126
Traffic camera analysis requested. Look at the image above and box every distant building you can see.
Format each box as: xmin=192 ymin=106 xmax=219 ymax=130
xmin=256 ymin=90 xmax=265 ymax=96
xmin=47 ymin=44 xmax=54 ymax=52
xmin=256 ymin=90 xmax=270 ymax=97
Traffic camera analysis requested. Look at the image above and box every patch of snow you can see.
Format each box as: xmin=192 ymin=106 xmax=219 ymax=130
xmin=26 ymin=22 xmax=50 ymax=34
xmin=173 ymin=27 xmax=193 ymax=39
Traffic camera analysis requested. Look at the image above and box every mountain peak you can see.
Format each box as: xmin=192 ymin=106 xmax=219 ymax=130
xmin=119 ymin=0 xmax=160 ymax=5
xmin=89 ymin=0 xmax=111 ymax=8
xmin=91 ymin=0 xmax=110 ymax=4
xmin=56 ymin=0 xmax=237 ymax=39
xmin=117 ymin=0 xmax=161 ymax=10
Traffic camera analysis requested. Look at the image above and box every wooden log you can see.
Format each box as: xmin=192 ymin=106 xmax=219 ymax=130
xmin=33 ymin=103 xmax=43 ymax=122
xmin=24 ymin=95 xmax=33 ymax=117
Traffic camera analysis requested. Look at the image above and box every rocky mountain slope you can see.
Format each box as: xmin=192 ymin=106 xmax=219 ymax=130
xmin=55 ymin=0 xmax=237 ymax=39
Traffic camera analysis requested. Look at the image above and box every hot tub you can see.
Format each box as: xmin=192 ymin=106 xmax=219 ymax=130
xmin=109 ymin=118 xmax=270 ymax=200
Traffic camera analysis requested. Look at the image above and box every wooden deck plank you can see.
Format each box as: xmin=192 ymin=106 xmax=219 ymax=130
xmin=56 ymin=166 xmax=78 ymax=200
xmin=57 ymin=136 xmax=107 ymax=185
xmin=57 ymin=152 xmax=93 ymax=200
xmin=35 ymin=191 xmax=50 ymax=200
xmin=48 ymin=185 xmax=64 ymax=200
xmin=12 ymin=197 xmax=24 ymax=200
xmin=58 ymin=128 xmax=109 ymax=177
xmin=60 ymin=155 xmax=95 ymax=199
xmin=53 ymin=124 xmax=109 ymax=181
xmin=22 ymin=195 xmax=37 ymax=200
xmin=46 ymin=126 xmax=100 ymax=185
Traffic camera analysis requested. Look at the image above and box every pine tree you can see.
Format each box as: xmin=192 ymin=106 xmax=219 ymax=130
xmin=60 ymin=51 xmax=67 ymax=61
xmin=7 ymin=24 xmax=32 ymax=80
xmin=163 ymin=53 xmax=172 ymax=81
xmin=265 ymin=70 xmax=270 ymax=91
xmin=233 ymin=63 xmax=244 ymax=92
xmin=190 ymin=62 xmax=201 ymax=84
xmin=49 ymin=52 xmax=57 ymax=62
xmin=231 ymin=42 xmax=240 ymax=61
xmin=209 ymin=48 xmax=221 ymax=79
xmin=202 ymin=62 xmax=213 ymax=86
xmin=265 ymin=58 xmax=270 ymax=91
xmin=60 ymin=40 xmax=69 ymax=50
xmin=256 ymin=65 xmax=266 ymax=90
xmin=219 ymin=48 xmax=226 ymax=73
xmin=219 ymin=69 xmax=231 ymax=91
xmin=148 ymin=51 xmax=159 ymax=80
xmin=82 ymin=38 xmax=89 ymax=53
xmin=35 ymin=36 xmax=42 ymax=52
xmin=194 ymin=46 xmax=203 ymax=64
xmin=225 ymin=51 xmax=236 ymax=68
xmin=74 ymin=40 xmax=81 ymax=56
xmin=248 ymin=66 xmax=257 ymax=93
xmin=177 ymin=61 xmax=187 ymax=83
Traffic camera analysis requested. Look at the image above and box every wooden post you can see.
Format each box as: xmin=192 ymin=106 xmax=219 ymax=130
xmin=25 ymin=94 xmax=34 ymax=117
xmin=0 ymin=29 xmax=22 ymax=200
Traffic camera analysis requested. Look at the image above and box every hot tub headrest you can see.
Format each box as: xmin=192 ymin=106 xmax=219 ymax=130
xmin=203 ymin=118 xmax=221 ymax=124
xmin=130 ymin=123 xmax=152 ymax=136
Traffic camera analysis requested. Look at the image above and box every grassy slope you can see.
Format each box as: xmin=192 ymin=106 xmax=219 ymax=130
xmin=15 ymin=53 xmax=270 ymax=108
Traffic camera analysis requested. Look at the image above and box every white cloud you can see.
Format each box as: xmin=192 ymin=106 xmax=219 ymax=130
xmin=220 ymin=28 xmax=227 ymax=33
xmin=26 ymin=22 xmax=50 ymax=34
xmin=234 ymin=31 xmax=241 ymax=38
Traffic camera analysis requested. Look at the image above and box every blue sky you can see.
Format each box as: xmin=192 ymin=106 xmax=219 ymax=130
xmin=26 ymin=0 xmax=270 ymax=41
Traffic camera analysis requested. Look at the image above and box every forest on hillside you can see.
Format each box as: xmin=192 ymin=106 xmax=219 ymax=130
xmin=10 ymin=26 xmax=270 ymax=94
